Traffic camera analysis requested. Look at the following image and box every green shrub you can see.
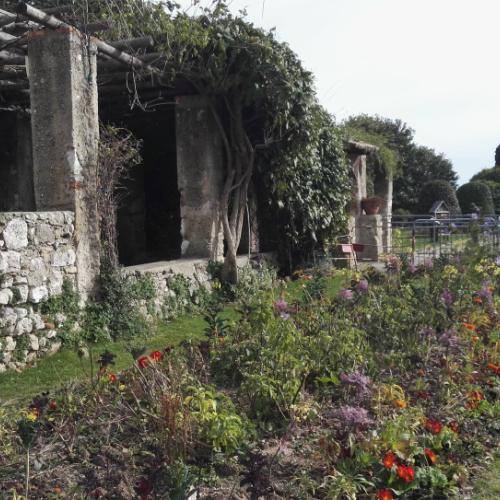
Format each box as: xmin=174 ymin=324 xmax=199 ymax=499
xmin=456 ymin=181 xmax=494 ymax=214
xmin=418 ymin=179 xmax=461 ymax=214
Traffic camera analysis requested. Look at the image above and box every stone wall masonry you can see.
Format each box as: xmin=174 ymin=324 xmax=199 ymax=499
xmin=0 ymin=211 xmax=76 ymax=372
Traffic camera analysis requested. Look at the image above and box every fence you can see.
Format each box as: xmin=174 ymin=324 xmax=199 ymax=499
xmin=390 ymin=214 xmax=500 ymax=264
xmin=310 ymin=214 xmax=500 ymax=269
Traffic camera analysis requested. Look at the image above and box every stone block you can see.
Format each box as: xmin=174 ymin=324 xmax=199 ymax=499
xmin=35 ymin=223 xmax=56 ymax=244
xmin=52 ymin=248 xmax=76 ymax=267
xmin=3 ymin=336 xmax=15 ymax=351
xmin=0 ymin=289 xmax=12 ymax=305
xmin=28 ymin=334 xmax=39 ymax=351
xmin=15 ymin=317 xmax=33 ymax=336
xmin=29 ymin=285 xmax=48 ymax=303
xmin=3 ymin=219 xmax=28 ymax=250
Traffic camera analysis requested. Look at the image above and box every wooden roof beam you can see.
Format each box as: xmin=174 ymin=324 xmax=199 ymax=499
xmin=16 ymin=2 xmax=157 ymax=73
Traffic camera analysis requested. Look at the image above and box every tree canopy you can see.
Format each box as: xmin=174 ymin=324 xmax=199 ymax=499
xmin=456 ymin=181 xmax=494 ymax=215
xmin=343 ymin=115 xmax=458 ymax=213
xmin=418 ymin=180 xmax=461 ymax=215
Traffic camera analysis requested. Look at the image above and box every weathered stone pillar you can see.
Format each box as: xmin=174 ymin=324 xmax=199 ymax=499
xmin=28 ymin=28 xmax=100 ymax=297
xmin=356 ymin=214 xmax=384 ymax=261
xmin=175 ymin=95 xmax=223 ymax=260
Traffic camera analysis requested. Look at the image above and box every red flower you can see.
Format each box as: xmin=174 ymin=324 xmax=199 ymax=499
xmin=487 ymin=363 xmax=500 ymax=375
xmin=375 ymin=489 xmax=393 ymax=500
xmin=108 ymin=373 xmax=118 ymax=383
xmin=49 ymin=400 xmax=57 ymax=411
xmin=424 ymin=419 xmax=443 ymax=434
xmin=424 ymin=448 xmax=438 ymax=464
xmin=150 ymin=350 xmax=163 ymax=363
xmin=397 ymin=464 xmax=415 ymax=483
xmin=137 ymin=356 xmax=149 ymax=369
xmin=382 ymin=452 xmax=397 ymax=468
xmin=449 ymin=421 xmax=460 ymax=433
xmin=473 ymin=296 xmax=483 ymax=305
xmin=417 ymin=391 xmax=430 ymax=400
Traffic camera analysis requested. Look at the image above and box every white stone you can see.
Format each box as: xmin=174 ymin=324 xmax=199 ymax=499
xmin=46 ymin=329 xmax=57 ymax=339
xmin=6 ymin=251 xmax=20 ymax=271
xmin=48 ymin=340 xmax=61 ymax=354
xmin=29 ymin=286 xmax=48 ymax=303
xmin=52 ymin=248 xmax=76 ymax=267
xmin=14 ymin=308 xmax=28 ymax=319
xmin=31 ymin=313 xmax=45 ymax=330
xmin=1 ymin=276 xmax=13 ymax=288
xmin=0 ymin=364 xmax=6 ymax=373
xmin=3 ymin=336 xmax=15 ymax=351
xmin=0 ymin=252 xmax=7 ymax=272
xmin=38 ymin=337 xmax=47 ymax=348
xmin=48 ymin=272 xmax=63 ymax=296
xmin=45 ymin=212 xmax=65 ymax=225
xmin=15 ymin=317 xmax=33 ymax=336
xmin=13 ymin=276 xmax=28 ymax=285
xmin=28 ymin=334 xmax=39 ymax=351
xmin=1 ymin=308 xmax=17 ymax=327
xmin=26 ymin=352 xmax=38 ymax=363
xmin=0 ymin=289 xmax=12 ymax=305
xmin=3 ymin=219 xmax=28 ymax=250
xmin=13 ymin=285 xmax=29 ymax=303
xmin=35 ymin=223 xmax=55 ymax=244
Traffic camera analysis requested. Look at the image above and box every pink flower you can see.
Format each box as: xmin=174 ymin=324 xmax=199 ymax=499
xmin=338 ymin=288 xmax=353 ymax=300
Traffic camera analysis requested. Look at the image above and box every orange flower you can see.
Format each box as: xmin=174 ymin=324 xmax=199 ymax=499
xmin=417 ymin=368 xmax=426 ymax=377
xmin=449 ymin=421 xmax=460 ymax=433
xmin=471 ymin=336 xmax=480 ymax=343
xmin=463 ymin=322 xmax=476 ymax=331
xmin=376 ymin=490 xmax=393 ymax=500
xmin=108 ymin=373 xmax=118 ymax=383
xmin=424 ymin=448 xmax=438 ymax=464
xmin=473 ymin=296 xmax=483 ymax=305
xmin=424 ymin=419 xmax=443 ymax=434
xmin=150 ymin=350 xmax=163 ymax=362
xmin=468 ymin=390 xmax=485 ymax=401
xmin=393 ymin=399 xmax=407 ymax=409
xmin=137 ymin=356 xmax=149 ymax=369
xmin=396 ymin=464 xmax=415 ymax=483
xmin=382 ymin=451 xmax=397 ymax=468
xmin=53 ymin=486 xmax=63 ymax=495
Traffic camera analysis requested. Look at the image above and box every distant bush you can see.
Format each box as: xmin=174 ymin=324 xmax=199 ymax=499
xmin=417 ymin=180 xmax=461 ymax=214
xmin=456 ymin=181 xmax=494 ymax=214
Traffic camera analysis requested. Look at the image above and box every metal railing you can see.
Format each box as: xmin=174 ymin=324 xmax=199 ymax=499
xmin=390 ymin=214 xmax=500 ymax=263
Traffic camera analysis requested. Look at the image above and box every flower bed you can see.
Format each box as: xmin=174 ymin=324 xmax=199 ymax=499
xmin=0 ymin=249 xmax=499 ymax=498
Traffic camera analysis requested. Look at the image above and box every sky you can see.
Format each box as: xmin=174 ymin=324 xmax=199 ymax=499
xmin=177 ymin=0 xmax=500 ymax=184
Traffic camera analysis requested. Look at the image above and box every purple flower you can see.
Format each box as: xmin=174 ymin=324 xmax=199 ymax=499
xmin=336 ymin=405 xmax=374 ymax=428
xmin=420 ymin=326 xmax=435 ymax=338
xmin=408 ymin=263 xmax=418 ymax=274
xmin=356 ymin=279 xmax=369 ymax=294
xmin=423 ymin=259 xmax=434 ymax=270
xmin=338 ymin=288 xmax=353 ymax=301
xmin=478 ymin=282 xmax=493 ymax=304
xmin=340 ymin=371 xmax=373 ymax=399
xmin=274 ymin=299 xmax=288 ymax=313
xmin=441 ymin=289 xmax=453 ymax=306
xmin=439 ymin=329 xmax=461 ymax=350
xmin=274 ymin=299 xmax=290 ymax=320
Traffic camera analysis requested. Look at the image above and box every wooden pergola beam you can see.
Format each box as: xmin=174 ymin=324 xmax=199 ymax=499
xmin=108 ymin=36 xmax=154 ymax=50
xmin=16 ymin=2 xmax=156 ymax=73
xmin=0 ymin=50 xmax=24 ymax=64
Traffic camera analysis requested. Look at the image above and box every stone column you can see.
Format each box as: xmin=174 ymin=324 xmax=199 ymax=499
xmin=28 ymin=28 xmax=100 ymax=297
xmin=356 ymin=214 xmax=384 ymax=261
xmin=175 ymin=95 xmax=223 ymax=260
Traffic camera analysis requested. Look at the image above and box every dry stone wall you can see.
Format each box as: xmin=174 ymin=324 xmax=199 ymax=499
xmin=0 ymin=211 xmax=76 ymax=372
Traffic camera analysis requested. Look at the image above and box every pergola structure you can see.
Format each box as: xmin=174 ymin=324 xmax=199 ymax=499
xmin=0 ymin=2 xmax=194 ymax=109
xmin=0 ymin=2 xmax=224 ymax=296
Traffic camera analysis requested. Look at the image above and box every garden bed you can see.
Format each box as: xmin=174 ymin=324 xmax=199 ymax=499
xmin=0 ymin=250 xmax=499 ymax=499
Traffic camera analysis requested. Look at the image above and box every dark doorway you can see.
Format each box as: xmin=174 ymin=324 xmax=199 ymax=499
xmin=100 ymin=106 xmax=181 ymax=266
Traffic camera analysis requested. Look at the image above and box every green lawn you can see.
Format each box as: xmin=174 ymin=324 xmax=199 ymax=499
xmin=0 ymin=274 xmax=343 ymax=404
xmin=0 ymin=313 xmax=208 ymax=403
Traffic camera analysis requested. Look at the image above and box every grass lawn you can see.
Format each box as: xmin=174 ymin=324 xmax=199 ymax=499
xmin=0 ymin=274 xmax=344 ymax=404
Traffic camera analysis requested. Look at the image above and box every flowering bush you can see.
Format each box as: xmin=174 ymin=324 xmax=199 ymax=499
xmin=1 ymin=249 xmax=499 ymax=498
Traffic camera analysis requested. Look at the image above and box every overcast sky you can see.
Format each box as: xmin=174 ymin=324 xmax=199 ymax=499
xmin=178 ymin=0 xmax=499 ymax=184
